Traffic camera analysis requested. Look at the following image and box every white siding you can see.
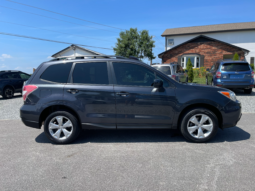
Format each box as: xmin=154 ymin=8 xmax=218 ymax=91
xmin=166 ymin=30 xmax=255 ymax=63
xmin=54 ymin=47 xmax=98 ymax=57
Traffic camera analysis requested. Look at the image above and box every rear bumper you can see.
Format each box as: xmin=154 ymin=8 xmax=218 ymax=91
xmin=221 ymin=100 xmax=242 ymax=129
xmin=217 ymin=84 xmax=253 ymax=89
xmin=20 ymin=104 xmax=41 ymax=129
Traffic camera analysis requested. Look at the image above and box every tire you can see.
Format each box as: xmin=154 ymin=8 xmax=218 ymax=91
xmin=2 ymin=87 xmax=14 ymax=99
xmin=44 ymin=111 xmax=81 ymax=144
xmin=244 ymin=88 xmax=252 ymax=94
xmin=180 ymin=107 xmax=218 ymax=143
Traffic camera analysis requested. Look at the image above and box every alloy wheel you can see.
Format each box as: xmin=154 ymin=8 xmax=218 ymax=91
xmin=49 ymin=116 xmax=73 ymax=140
xmin=187 ymin=114 xmax=213 ymax=139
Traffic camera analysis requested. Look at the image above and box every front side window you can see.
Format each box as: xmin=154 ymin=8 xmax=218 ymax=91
xmin=40 ymin=63 xmax=72 ymax=83
xmin=152 ymin=65 xmax=171 ymax=75
xmin=113 ymin=62 xmax=155 ymax=87
xmin=19 ymin=73 xmax=30 ymax=80
xmin=72 ymin=62 xmax=109 ymax=84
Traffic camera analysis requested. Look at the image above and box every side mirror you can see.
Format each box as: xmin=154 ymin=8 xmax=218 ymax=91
xmin=153 ymin=79 xmax=163 ymax=88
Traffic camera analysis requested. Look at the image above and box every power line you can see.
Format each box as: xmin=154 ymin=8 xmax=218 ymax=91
xmin=0 ymin=5 xmax=119 ymax=33
xmin=0 ymin=20 xmax=114 ymax=42
xmin=0 ymin=32 xmax=113 ymax=50
xmin=5 ymin=0 xmax=125 ymax=30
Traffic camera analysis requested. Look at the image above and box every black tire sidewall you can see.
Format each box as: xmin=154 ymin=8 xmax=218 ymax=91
xmin=244 ymin=88 xmax=252 ymax=94
xmin=180 ymin=108 xmax=218 ymax=143
xmin=44 ymin=111 xmax=81 ymax=144
xmin=3 ymin=87 xmax=14 ymax=99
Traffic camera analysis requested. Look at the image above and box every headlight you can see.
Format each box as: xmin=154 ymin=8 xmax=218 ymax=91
xmin=218 ymin=91 xmax=237 ymax=101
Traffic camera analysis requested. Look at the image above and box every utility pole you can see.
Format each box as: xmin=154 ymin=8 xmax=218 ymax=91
xmin=150 ymin=36 xmax=155 ymax=65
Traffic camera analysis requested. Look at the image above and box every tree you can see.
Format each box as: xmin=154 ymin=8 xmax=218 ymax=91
xmin=114 ymin=28 xmax=155 ymax=62
xmin=233 ymin=52 xmax=239 ymax=60
xmin=186 ymin=58 xmax=194 ymax=82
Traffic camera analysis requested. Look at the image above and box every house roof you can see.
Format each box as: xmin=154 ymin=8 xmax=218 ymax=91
xmin=51 ymin=44 xmax=103 ymax=57
xmin=158 ymin=35 xmax=249 ymax=58
xmin=162 ymin=21 xmax=255 ymax=36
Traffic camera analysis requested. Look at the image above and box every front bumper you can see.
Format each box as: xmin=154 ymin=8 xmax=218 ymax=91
xmin=221 ymin=100 xmax=242 ymax=129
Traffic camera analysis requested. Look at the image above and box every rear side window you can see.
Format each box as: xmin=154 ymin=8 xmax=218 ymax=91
xmin=2 ymin=73 xmax=21 ymax=79
xmin=221 ymin=63 xmax=250 ymax=72
xmin=72 ymin=62 xmax=109 ymax=84
xmin=40 ymin=63 xmax=72 ymax=83
xmin=153 ymin=66 xmax=171 ymax=75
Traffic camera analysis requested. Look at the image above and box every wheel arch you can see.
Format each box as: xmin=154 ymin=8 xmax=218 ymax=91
xmin=39 ymin=105 xmax=81 ymax=128
xmin=177 ymin=103 xmax=223 ymax=129
xmin=3 ymin=84 xmax=15 ymax=91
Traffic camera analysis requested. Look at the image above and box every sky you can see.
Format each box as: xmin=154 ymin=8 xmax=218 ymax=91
xmin=0 ymin=0 xmax=255 ymax=73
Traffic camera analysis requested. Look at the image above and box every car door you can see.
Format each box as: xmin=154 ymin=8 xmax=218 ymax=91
xmin=63 ymin=61 xmax=116 ymax=129
xmin=9 ymin=73 xmax=23 ymax=92
xmin=111 ymin=61 xmax=176 ymax=129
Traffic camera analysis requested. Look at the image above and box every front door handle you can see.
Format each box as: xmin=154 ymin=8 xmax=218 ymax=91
xmin=67 ymin=89 xmax=79 ymax=94
xmin=116 ymin=91 xmax=129 ymax=96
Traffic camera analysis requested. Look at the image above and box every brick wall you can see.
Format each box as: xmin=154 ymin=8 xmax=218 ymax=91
xmin=161 ymin=41 xmax=245 ymax=69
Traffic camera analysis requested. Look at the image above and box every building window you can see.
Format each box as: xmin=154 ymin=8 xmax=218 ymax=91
xmin=181 ymin=55 xmax=200 ymax=68
xmin=168 ymin=39 xmax=174 ymax=46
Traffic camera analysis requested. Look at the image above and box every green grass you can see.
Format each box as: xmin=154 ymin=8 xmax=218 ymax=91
xmin=192 ymin=77 xmax=206 ymax=84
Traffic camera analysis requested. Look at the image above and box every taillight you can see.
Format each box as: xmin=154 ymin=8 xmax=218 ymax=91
xmin=171 ymin=75 xmax=176 ymax=79
xmin=216 ymin=72 xmax=221 ymax=78
xmin=252 ymin=71 xmax=254 ymax=78
xmin=22 ymin=85 xmax=38 ymax=101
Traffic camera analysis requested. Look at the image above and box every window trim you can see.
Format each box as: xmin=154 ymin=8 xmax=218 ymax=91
xmin=181 ymin=54 xmax=201 ymax=69
xmin=69 ymin=61 xmax=111 ymax=86
xmin=110 ymin=61 xmax=173 ymax=88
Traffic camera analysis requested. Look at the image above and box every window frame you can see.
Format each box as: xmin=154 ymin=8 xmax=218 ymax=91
xmin=69 ymin=61 xmax=112 ymax=86
xmin=110 ymin=61 xmax=174 ymax=88
xmin=181 ymin=54 xmax=200 ymax=69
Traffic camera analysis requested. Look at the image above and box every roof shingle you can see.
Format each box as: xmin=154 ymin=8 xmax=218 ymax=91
xmin=162 ymin=22 xmax=255 ymax=36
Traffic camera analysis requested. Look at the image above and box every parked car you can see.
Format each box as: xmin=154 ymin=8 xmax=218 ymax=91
xmin=0 ymin=70 xmax=31 ymax=99
xmin=206 ymin=60 xmax=254 ymax=94
xmin=20 ymin=55 xmax=242 ymax=144
xmin=152 ymin=63 xmax=188 ymax=83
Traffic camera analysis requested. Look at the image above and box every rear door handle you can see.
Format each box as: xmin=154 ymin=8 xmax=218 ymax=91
xmin=67 ymin=89 xmax=79 ymax=94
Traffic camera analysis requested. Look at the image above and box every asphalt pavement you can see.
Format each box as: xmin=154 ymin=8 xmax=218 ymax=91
xmin=0 ymin=114 xmax=254 ymax=191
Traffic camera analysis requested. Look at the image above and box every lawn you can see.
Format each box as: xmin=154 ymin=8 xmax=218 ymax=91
xmin=192 ymin=77 xmax=206 ymax=84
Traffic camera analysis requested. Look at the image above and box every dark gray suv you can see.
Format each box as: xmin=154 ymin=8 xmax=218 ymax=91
xmin=20 ymin=55 xmax=242 ymax=144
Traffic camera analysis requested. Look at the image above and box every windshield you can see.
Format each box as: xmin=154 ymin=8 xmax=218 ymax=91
xmin=153 ymin=66 xmax=171 ymax=75
xmin=221 ymin=63 xmax=250 ymax=71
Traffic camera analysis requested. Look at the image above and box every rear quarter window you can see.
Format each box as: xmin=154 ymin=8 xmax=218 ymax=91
xmin=40 ymin=63 xmax=72 ymax=83
xmin=153 ymin=66 xmax=171 ymax=75
xmin=221 ymin=63 xmax=250 ymax=72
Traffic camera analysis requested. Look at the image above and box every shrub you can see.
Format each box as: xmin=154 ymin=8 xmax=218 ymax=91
xmin=187 ymin=58 xmax=194 ymax=82
xmin=233 ymin=52 xmax=239 ymax=60
xmin=251 ymin=63 xmax=254 ymax=70
xmin=199 ymin=67 xmax=206 ymax=77
xmin=193 ymin=68 xmax=199 ymax=78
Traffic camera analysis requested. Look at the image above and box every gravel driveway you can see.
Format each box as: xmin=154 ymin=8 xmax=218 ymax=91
xmin=0 ymin=89 xmax=254 ymax=120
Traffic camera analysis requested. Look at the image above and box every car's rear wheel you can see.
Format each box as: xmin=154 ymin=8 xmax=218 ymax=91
xmin=180 ymin=107 xmax=218 ymax=143
xmin=44 ymin=111 xmax=81 ymax=144
xmin=2 ymin=87 xmax=14 ymax=99
xmin=244 ymin=88 xmax=252 ymax=94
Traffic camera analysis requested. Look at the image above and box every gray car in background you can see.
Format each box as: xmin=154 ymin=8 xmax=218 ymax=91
xmin=152 ymin=63 xmax=188 ymax=83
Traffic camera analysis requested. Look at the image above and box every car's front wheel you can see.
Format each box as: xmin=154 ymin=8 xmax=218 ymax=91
xmin=44 ymin=111 xmax=81 ymax=144
xmin=180 ymin=107 xmax=218 ymax=143
xmin=244 ymin=88 xmax=252 ymax=94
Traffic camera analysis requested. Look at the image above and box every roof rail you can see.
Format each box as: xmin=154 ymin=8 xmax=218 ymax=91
xmin=50 ymin=55 xmax=140 ymax=62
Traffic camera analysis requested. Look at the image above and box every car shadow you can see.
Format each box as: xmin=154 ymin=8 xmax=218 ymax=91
xmin=0 ymin=94 xmax=22 ymax=100
xmin=35 ymin=126 xmax=250 ymax=145
xmin=231 ymin=88 xmax=255 ymax=96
